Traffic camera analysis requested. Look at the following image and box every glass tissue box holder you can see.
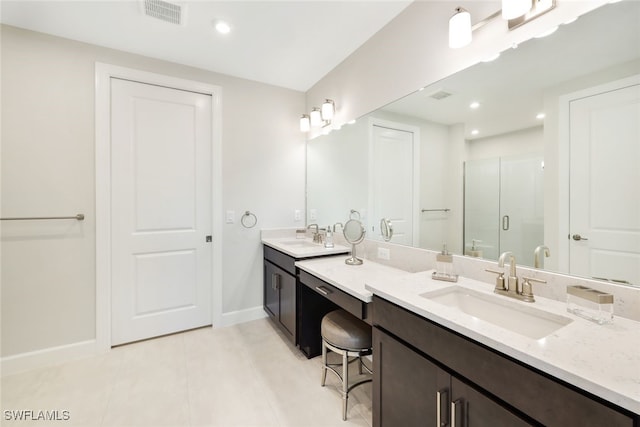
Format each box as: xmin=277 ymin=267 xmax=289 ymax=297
xmin=566 ymin=285 xmax=614 ymax=325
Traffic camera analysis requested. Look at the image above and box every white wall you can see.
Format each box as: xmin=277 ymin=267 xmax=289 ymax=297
xmin=0 ymin=25 xmax=305 ymax=360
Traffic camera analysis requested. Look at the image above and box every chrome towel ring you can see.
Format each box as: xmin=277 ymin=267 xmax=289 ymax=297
xmin=241 ymin=211 xmax=257 ymax=228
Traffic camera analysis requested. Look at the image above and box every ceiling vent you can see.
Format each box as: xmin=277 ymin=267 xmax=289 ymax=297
xmin=427 ymin=90 xmax=453 ymax=100
xmin=143 ymin=0 xmax=184 ymax=25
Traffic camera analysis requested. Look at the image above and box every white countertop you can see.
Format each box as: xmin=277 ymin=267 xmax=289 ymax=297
xmin=262 ymin=236 xmax=350 ymax=258
xmin=296 ymin=257 xmax=411 ymax=302
xmin=365 ymin=271 xmax=640 ymax=414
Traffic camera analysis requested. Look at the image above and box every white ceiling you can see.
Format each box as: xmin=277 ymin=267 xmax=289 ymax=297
xmin=0 ymin=0 xmax=412 ymax=92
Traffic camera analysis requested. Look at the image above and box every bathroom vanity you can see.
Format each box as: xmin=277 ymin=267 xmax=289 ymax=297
xmin=261 ymin=233 xmax=349 ymax=349
xmin=372 ymin=296 xmax=636 ymax=426
xmin=366 ymin=272 xmax=640 ymax=427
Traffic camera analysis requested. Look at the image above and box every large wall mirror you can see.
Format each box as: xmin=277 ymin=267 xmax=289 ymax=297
xmin=306 ymin=1 xmax=640 ymax=286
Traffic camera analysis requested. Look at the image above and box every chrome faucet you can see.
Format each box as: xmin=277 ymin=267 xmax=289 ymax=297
xmin=534 ymin=245 xmax=550 ymax=269
xmin=332 ymin=222 xmax=344 ymax=232
xmin=493 ymin=251 xmax=546 ymax=303
xmin=498 ymin=251 xmax=519 ymax=294
xmin=307 ymin=224 xmax=321 ymax=243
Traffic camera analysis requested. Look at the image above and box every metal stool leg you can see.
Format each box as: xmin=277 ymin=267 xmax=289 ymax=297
xmin=342 ymin=350 xmax=348 ymax=421
xmin=321 ymin=339 xmax=328 ymax=387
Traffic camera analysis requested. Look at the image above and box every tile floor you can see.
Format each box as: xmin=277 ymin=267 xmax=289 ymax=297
xmin=1 ymin=319 xmax=372 ymax=427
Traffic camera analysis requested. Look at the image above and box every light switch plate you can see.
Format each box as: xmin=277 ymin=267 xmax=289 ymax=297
xmin=309 ymin=209 xmax=317 ymax=221
xmin=226 ymin=210 xmax=235 ymax=224
xmin=294 ymin=209 xmax=302 ymax=221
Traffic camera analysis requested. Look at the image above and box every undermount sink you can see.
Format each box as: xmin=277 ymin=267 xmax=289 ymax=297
xmin=420 ymin=287 xmax=573 ymax=340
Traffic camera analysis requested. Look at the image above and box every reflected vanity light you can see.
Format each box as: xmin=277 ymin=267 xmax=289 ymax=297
xmin=300 ymin=99 xmax=336 ymax=132
xmin=536 ymin=112 xmax=546 ymax=119
xmin=470 ymin=101 xmax=480 ymax=109
xmin=471 ymin=129 xmax=479 ymax=135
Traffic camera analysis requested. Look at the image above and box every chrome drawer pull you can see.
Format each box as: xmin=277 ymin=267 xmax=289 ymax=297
xmin=315 ymin=286 xmax=330 ymax=296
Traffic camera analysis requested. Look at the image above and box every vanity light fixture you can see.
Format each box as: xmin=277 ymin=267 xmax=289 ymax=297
xmin=299 ymin=99 xmax=336 ymax=132
xmin=449 ymin=0 xmax=557 ymax=49
xmin=470 ymin=101 xmax=480 ymax=109
xmin=471 ymin=129 xmax=479 ymax=135
xmin=536 ymin=113 xmax=546 ymax=119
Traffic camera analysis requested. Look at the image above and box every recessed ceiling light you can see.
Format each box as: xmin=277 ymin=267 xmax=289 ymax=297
xmin=213 ymin=20 xmax=231 ymax=34
xmin=536 ymin=113 xmax=546 ymax=119
xmin=470 ymin=101 xmax=480 ymax=109
xmin=471 ymin=129 xmax=479 ymax=135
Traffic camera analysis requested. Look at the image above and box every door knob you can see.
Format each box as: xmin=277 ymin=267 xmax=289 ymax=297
xmin=572 ymin=234 xmax=589 ymax=241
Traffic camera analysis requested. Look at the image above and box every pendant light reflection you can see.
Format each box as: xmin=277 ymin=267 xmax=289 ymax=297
xmin=449 ymin=7 xmax=472 ymax=49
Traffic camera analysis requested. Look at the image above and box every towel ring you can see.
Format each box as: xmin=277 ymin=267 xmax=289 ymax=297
xmin=241 ymin=211 xmax=257 ymax=228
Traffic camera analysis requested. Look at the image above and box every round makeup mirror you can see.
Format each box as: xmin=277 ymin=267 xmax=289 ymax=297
xmin=380 ymin=218 xmax=393 ymax=242
xmin=343 ymin=218 xmax=366 ymax=265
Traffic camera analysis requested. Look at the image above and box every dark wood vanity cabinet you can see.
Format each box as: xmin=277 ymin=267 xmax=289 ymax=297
xmin=372 ymin=296 xmax=638 ymax=427
xmin=374 ymin=327 xmax=531 ymax=427
xmin=263 ymin=246 xmax=297 ymax=343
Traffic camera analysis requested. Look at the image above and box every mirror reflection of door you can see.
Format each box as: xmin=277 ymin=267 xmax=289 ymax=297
xmin=569 ymin=77 xmax=640 ymax=285
xmin=464 ymin=154 xmax=544 ymax=266
xmin=369 ymin=121 xmax=419 ymax=246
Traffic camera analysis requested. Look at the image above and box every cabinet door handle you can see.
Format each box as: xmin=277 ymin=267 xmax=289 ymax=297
xmin=436 ymin=389 xmax=449 ymax=427
xmin=272 ymin=273 xmax=280 ymax=290
xmin=315 ymin=286 xmax=330 ymax=296
xmin=451 ymin=399 xmax=463 ymax=427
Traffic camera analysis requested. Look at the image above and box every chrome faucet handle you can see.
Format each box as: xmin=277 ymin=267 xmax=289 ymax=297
xmin=485 ymin=269 xmax=507 ymax=291
xmin=521 ymin=276 xmax=547 ymax=302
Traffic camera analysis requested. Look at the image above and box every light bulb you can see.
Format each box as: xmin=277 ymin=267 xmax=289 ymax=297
xmin=321 ymin=99 xmax=335 ymax=121
xmin=300 ymin=114 xmax=310 ymax=132
xmin=502 ymin=0 xmax=531 ymax=20
xmin=310 ymin=108 xmax=322 ymax=127
xmin=449 ymin=8 xmax=472 ymax=49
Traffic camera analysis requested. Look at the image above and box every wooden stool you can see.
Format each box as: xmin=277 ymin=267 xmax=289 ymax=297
xmin=320 ymin=309 xmax=373 ymax=420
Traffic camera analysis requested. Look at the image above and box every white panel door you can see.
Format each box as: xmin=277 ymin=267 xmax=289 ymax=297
xmin=569 ymin=83 xmax=640 ymax=285
xmin=370 ymin=125 xmax=416 ymax=245
xmin=110 ymin=78 xmax=212 ymax=346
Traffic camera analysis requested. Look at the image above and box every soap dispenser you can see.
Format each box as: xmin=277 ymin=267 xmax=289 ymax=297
xmin=324 ymin=225 xmax=334 ymax=248
xmin=466 ymin=239 xmax=483 ymax=258
xmin=432 ymin=244 xmax=458 ymax=282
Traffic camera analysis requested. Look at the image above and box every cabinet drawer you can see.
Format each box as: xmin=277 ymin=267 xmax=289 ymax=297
xmin=299 ymin=270 xmax=369 ymax=323
xmin=373 ymin=296 xmax=636 ymax=427
xmin=263 ymin=245 xmax=296 ymax=275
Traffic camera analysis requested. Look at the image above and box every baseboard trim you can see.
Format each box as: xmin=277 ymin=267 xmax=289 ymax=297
xmin=220 ymin=305 xmax=267 ymax=327
xmin=1 ymin=339 xmax=101 ymax=377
